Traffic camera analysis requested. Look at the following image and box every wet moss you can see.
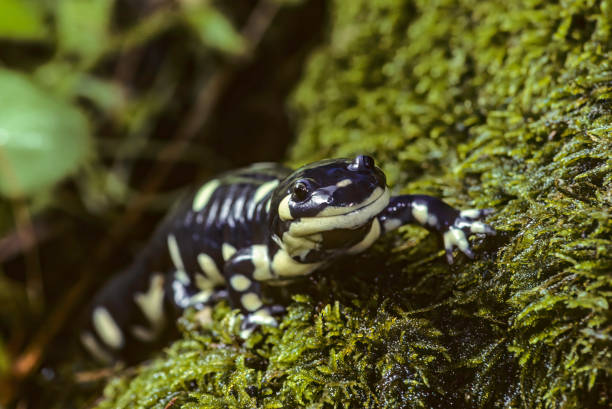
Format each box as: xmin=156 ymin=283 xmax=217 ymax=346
xmin=96 ymin=0 xmax=611 ymax=407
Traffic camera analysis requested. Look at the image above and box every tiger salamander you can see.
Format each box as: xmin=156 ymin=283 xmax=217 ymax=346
xmin=81 ymin=155 xmax=495 ymax=362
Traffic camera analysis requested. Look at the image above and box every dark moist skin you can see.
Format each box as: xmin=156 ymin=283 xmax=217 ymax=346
xmin=80 ymin=155 xmax=495 ymax=362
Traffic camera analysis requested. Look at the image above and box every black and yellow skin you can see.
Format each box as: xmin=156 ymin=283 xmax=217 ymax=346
xmin=80 ymin=155 xmax=495 ymax=363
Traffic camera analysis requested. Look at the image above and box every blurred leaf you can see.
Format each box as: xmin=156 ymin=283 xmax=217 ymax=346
xmin=56 ymin=0 xmax=115 ymax=61
xmin=36 ymin=62 xmax=125 ymax=111
xmin=76 ymin=74 xmax=125 ymax=112
xmin=118 ymin=8 xmax=178 ymax=51
xmin=0 ymin=0 xmax=48 ymax=41
xmin=0 ymin=69 xmax=91 ymax=198
xmin=34 ymin=61 xmax=79 ymax=98
xmin=184 ymin=6 xmax=245 ymax=55
xmin=0 ymin=337 xmax=8 ymax=375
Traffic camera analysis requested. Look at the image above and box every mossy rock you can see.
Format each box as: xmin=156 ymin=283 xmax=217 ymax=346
xmin=95 ymin=0 xmax=612 ymax=407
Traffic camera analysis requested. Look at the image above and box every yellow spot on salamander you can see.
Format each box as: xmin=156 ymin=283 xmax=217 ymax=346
xmin=193 ymin=179 xmax=220 ymax=211
xmin=336 ymin=178 xmax=352 ymax=187
xmin=251 ymin=244 xmax=273 ymax=281
xmin=197 ymin=253 xmax=225 ymax=284
xmin=93 ymin=307 xmax=124 ymax=349
xmin=230 ymin=274 xmax=251 ymax=291
xmin=222 ymin=243 xmax=237 ymax=261
xmin=383 ymin=218 xmax=402 ymax=231
xmin=133 ymin=274 xmax=166 ymax=333
xmin=167 ymin=234 xmax=184 ymax=271
xmin=253 ymin=180 xmax=279 ymax=203
xmin=412 ymin=203 xmax=429 ymax=225
xmin=241 ymin=292 xmax=263 ymax=312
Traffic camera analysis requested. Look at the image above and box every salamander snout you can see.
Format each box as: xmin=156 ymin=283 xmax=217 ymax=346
xmin=349 ymin=155 xmax=375 ymax=171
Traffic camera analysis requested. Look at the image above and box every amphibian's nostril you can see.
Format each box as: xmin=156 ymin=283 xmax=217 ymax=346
xmin=353 ymin=155 xmax=374 ymax=170
xmin=360 ymin=155 xmax=374 ymax=169
xmin=348 ymin=155 xmax=375 ymax=171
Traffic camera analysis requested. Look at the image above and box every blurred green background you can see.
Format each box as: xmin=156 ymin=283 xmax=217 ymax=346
xmin=0 ymin=0 xmax=324 ymax=406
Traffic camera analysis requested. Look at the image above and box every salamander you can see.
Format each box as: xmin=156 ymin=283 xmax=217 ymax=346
xmin=80 ymin=155 xmax=495 ymax=362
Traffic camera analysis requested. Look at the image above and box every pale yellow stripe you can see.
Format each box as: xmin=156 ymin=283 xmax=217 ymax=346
xmin=193 ymin=180 xmax=220 ymax=211
xmin=167 ymin=234 xmax=184 ymax=270
xmin=222 ymin=243 xmax=237 ymax=261
xmin=133 ymin=274 xmax=166 ymax=330
xmin=253 ymin=180 xmax=279 ymax=203
xmin=93 ymin=307 xmax=124 ymax=349
xmin=197 ymin=253 xmax=225 ymax=284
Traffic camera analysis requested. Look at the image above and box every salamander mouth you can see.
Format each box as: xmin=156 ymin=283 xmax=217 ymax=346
xmin=334 ymin=187 xmax=388 ymax=217
xmin=313 ymin=186 xmax=387 ymax=218
xmin=288 ymin=188 xmax=390 ymax=236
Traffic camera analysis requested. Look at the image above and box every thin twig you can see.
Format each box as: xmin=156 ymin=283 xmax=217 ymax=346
xmin=0 ymin=150 xmax=44 ymax=312
xmin=164 ymin=396 xmax=179 ymax=409
xmin=11 ymin=200 xmax=44 ymax=314
xmin=10 ymin=0 xmax=281 ymax=386
xmin=0 ymin=220 xmax=66 ymax=263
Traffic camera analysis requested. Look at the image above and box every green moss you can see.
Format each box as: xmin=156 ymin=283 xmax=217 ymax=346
xmin=96 ymin=0 xmax=611 ymax=407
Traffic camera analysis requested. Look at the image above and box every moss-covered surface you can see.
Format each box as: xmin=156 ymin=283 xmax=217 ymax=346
xmin=95 ymin=0 xmax=611 ymax=407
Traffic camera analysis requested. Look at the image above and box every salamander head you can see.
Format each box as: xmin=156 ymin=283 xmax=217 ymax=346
xmin=271 ymin=155 xmax=389 ymax=262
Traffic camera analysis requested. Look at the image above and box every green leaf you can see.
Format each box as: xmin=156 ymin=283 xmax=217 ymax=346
xmin=0 ymin=69 xmax=91 ymax=197
xmin=184 ymin=7 xmax=245 ymax=55
xmin=36 ymin=62 xmax=125 ymax=111
xmin=0 ymin=0 xmax=48 ymax=41
xmin=75 ymin=74 xmax=125 ymax=112
xmin=56 ymin=0 xmax=115 ymax=61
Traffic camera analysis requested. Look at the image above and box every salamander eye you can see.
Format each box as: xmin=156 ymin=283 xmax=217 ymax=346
xmin=291 ymin=181 xmax=309 ymax=202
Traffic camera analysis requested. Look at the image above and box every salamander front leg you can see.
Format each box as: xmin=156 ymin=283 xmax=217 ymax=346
xmin=377 ymin=195 xmax=495 ymax=263
xmin=223 ymin=248 xmax=285 ymax=337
